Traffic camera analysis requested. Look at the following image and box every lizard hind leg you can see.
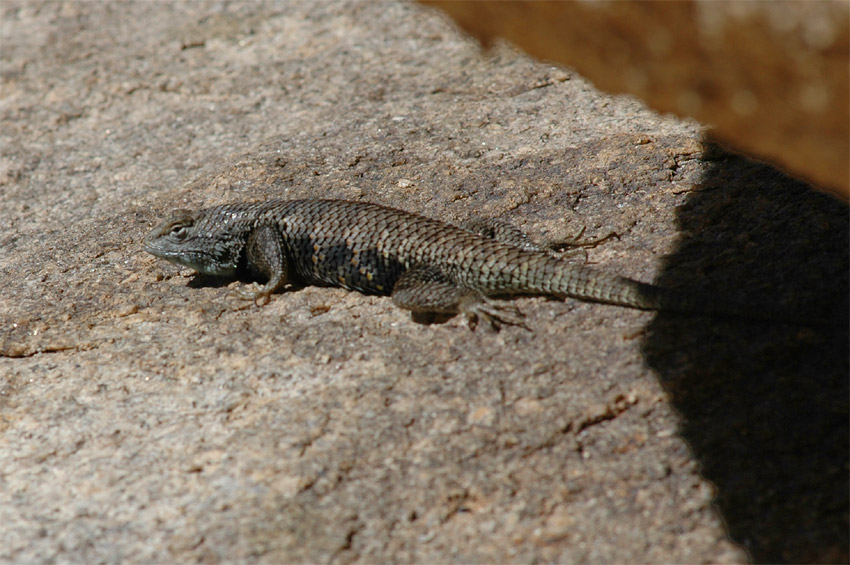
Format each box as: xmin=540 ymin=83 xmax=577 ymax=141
xmin=391 ymin=265 xmax=527 ymax=331
xmin=462 ymin=217 xmax=544 ymax=253
xmin=464 ymin=216 xmax=618 ymax=263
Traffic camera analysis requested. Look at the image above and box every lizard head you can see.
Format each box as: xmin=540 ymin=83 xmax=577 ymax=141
xmin=143 ymin=207 xmax=246 ymax=277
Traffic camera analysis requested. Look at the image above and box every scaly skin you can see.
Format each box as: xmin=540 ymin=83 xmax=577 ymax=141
xmin=143 ymin=198 xmax=797 ymax=329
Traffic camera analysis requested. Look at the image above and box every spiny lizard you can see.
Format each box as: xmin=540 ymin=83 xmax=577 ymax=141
xmin=143 ymin=198 xmax=805 ymax=329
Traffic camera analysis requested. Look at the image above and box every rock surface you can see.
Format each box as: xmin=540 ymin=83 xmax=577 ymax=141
xmin=1 ymin=1 xmax=847 ymax=563
xmin=423 ymin=0 xmax=850 ymax=198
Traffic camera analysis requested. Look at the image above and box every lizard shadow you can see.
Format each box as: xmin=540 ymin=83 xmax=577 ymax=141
xmin=186 ymin=274 xmax=244 ymax=289
xmin=186 ymin=271 xmax=460 ymax=326
xmin=641 ymin=151 xmax=849 ymax=563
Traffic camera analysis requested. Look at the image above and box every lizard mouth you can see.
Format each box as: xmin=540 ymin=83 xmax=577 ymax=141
xmin=143 ymin=244 xmax=235 ymax=277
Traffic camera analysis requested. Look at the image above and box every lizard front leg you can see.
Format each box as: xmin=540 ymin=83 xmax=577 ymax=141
xmin=237 ymin=224 xmax=290 ymax=306
xmin=391 ymin=265 xmax=527 ymax=331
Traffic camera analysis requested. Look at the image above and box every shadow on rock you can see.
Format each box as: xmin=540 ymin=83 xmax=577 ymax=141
xmin=642 ymin=150 xmax=849 ymax=563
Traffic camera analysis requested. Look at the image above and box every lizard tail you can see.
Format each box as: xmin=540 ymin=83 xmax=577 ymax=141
xmin=533 ymin=262 xmax=685 ymax=311
xmin=532 ymin=260 xmax=832 ymax=326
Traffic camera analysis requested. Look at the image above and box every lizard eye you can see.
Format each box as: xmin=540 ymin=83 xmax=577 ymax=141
xmin=170 ymin=224 xmax=190 ymax=240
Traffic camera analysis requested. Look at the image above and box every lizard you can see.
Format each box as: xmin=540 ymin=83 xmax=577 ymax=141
xmin=142 ymin=198 xmax=812 ymax=329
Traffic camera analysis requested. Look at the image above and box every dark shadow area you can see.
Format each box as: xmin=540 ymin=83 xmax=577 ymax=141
xmin=642 ymin=149 xmax=849 ymax=563
xmin=187 ymin=273 xmax=245 ymax=289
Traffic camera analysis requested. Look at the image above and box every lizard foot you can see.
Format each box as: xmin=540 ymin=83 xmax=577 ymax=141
xmin=459 ymin=296 xmax=529 ymax=332
xmin=232 ymin=283 xmax=273 ymax=306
